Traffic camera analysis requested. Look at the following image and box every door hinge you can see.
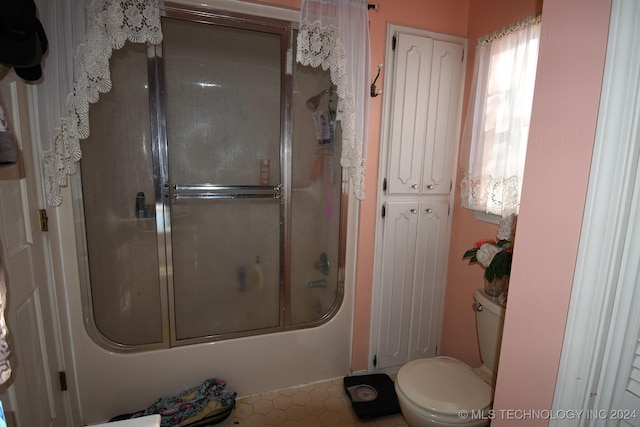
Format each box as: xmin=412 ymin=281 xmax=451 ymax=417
xmin=39 ymin=209 xmax=49 ymax=232
xmin=59 ymin=371 xmax=68 ymax=391
xmin=392 ymin=35 xmax=396 ymax=50
xmin=373 ymin=354 xmax=377 ymax=367
xmin=381 ymin=204 xmax=386 ymax=218
xmin=382 ymin=178 xmax=387 ymax=192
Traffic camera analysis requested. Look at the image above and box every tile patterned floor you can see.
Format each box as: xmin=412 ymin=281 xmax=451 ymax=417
xmin=219 ymin=377 xmax=409 ymax=427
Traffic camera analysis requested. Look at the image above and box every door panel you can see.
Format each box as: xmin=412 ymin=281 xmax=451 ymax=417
xmin=375 ymin=202 xmax=419 ymax=370
xmin=0 ymin=72 xmax=67 ymax=426
xmin=387 ymin=34 xmax=433 ymax=195
xmin=422 ymin=41 xmax=463 ymax=194
xmin=409 ymin=201 xmax=449 ymax=360
xmin=80 ymin=42 xmax=163 ymax=347
xmin=170 ymin=198 xmax=281 ymax=340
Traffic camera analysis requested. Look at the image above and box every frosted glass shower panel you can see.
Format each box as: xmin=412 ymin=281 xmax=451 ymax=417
xmin=171 ymin=198 xmax=281 ymax=339
xmin=289 ymin=63 xmax=342 ymax=325
xmin=80 ymin=43 xmax=163 ymax=346
xmin=162 ymin=18 xmax=284 ymax=340
xmin=162 ymin=18 xmax=281 ymax=186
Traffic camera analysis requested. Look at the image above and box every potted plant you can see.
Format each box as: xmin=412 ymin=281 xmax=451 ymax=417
xmin=463 ymin=214 xmax=517 ymax=298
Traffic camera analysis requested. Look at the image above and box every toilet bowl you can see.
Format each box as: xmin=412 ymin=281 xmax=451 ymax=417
xmin=395 ymin=289 xmax=505 ymax=427
xmin=395 ymin=357 xmax=491 ymax=426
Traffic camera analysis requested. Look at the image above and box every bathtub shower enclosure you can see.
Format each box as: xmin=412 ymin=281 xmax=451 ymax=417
xmin=74 ymin=5 xmax=346 ymax=350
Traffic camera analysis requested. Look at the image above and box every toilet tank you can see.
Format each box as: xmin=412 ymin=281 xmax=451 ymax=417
xmin=473 ymin=289 xmax=506 ymax=375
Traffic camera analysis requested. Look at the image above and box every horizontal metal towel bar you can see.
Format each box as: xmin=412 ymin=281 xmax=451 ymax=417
xmin=173 ymin=192 xmax=280 ymax=200
xmin=174 ymin=184 xmax=280 ymax=192
xmin=172 ymin=184 xmax=283 ymax=200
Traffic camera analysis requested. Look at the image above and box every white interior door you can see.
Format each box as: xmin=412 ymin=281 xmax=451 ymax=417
xmin=0 ymin=72 xmax=67 ymax=426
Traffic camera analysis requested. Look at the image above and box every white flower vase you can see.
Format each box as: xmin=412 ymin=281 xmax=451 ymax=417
xmin=484 ymin=275 xmax=509 ymax=297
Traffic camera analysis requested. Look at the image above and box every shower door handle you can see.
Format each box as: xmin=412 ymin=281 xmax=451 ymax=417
xmin=172 ymin=184 xmax=283 ymax=199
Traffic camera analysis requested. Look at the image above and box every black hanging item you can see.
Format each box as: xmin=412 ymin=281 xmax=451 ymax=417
xmin=370 ymin=63 xmax=382 ymax=97
xmin=0 ymin=0 xmax=48 ymax=82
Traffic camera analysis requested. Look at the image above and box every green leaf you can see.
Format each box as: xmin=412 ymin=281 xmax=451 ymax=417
xmin=490 ymin=251 xmax=512 ymax=278
xmin=463 ymin=249 xmax=477 ymax=259
xmin=485 ymin=268 xmax=495 ymax=282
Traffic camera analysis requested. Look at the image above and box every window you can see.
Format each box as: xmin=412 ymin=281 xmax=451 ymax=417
xmin=460 ymin=14 xmax=541 ymax=218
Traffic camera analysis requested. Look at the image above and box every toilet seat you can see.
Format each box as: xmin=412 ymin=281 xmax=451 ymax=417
xmin=396 ymin=357 xmax=492 ymax=416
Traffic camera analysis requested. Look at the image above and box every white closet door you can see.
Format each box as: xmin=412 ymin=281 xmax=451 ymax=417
xmin=422 ymin=41 xmax=464 ymax=195
xmin=408 ymin=201 xmax=450 ymax=361
xmin=374 ymin=201 xmax=450 ymax=370
xmin=375 ymin=202 xmax=420 ymax=369
xmin=387 ymin=33 xmax=434 ymax=195
xmin=387 ymin=34 xmax=463 ymax=195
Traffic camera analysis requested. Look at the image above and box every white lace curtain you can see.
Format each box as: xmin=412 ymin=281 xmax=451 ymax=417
xmin=459 ymin=14 xmax=541 ymax=217
xmin=41 ymin=0 xmax=162 ymax=206
xmin=296 ymin=0 xmax=370 ymax=200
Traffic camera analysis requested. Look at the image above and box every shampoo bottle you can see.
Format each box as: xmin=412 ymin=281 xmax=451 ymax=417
xmin=249 ymin=256 xmax=264 ymax=290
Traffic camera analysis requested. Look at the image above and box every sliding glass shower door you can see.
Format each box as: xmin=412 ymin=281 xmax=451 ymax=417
xmin=160 ymin=18 xmax=285 ymax=341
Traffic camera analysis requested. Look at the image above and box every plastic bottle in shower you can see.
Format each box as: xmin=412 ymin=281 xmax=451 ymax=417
xmin=249 ymin=256 xmax=264 ymax=290
xmin=136 ymin=192 xmax=145 ymax=218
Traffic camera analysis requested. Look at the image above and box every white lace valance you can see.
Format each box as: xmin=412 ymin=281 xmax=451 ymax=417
xmin=42 ymin=0 xmax=162 ymax=206
xmin=460 ymin=175 xmax=522 ymax=216
xmin=296 ymin=0 xmax=370 ymax=200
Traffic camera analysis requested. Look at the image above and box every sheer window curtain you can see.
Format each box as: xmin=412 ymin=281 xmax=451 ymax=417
xmin=459 ymin=14 xmax=541 ymax=217
xmin=296 ymin=0 xmax=370 ymax=200
xmin=36 ymin=0 xmax=162 ymax=207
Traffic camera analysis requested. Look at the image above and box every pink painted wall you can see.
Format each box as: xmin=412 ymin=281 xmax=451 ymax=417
xmin=492 ymin=0 xmax=611 ymax=422
xmin=441 ymin=0 xmax=543 ymax=368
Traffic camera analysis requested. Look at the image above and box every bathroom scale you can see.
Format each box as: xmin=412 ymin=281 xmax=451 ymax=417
xmin=343 ymin=374 xmax=401 ymax=419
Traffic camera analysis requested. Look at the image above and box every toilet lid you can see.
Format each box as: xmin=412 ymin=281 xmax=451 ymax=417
xmin=397 ymin=358 xmax=492 ymax=415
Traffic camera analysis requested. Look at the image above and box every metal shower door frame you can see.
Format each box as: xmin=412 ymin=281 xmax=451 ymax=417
xmin=149 ymin=5 xmax=294 ymax=346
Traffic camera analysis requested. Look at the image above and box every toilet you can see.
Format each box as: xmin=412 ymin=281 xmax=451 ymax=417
xmin=395 ymin=289 xmax=505 ymax=427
